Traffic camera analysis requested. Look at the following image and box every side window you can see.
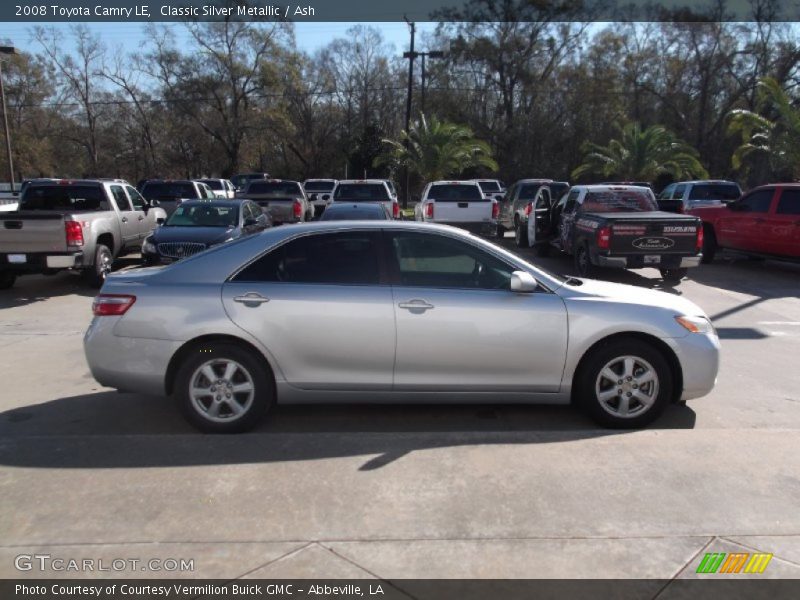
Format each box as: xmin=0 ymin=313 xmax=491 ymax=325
xmin=126 ymin=186 xmax=146 ymax=210
xmin=563 ymin=190 xmax=580 ymax=214
xmin=739 ymin=190 xmax=774 ymax=213
xmin=658 ymin=184 xmax=675 ymax=200
xmin=234 ymin=231 xmax=380 ymax=285
xmin=776 ymin=190 xmax=800 ymax=215
xmin=110 ymin=186 xmax=131 ymax=211
xmin=390 ymin=232 xmax=513 ymax=290
xmin=672 ymin=184 xmax=686 ymax=200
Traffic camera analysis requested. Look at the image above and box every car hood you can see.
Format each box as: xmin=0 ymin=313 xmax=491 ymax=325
xmin=558 ymin=277 xmax=708 ymax=317
xmin=149 ymin=226 xmax=236 ymax=245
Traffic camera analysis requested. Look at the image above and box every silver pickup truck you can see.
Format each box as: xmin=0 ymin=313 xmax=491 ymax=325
xmin=0 ymin=179 xmax=166 ymax=289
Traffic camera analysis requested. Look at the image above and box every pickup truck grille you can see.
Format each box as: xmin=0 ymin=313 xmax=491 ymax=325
xmin=157 ymin=242 xmax=206 ymax=259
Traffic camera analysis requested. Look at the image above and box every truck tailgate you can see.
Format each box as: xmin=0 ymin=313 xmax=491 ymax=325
xmin=599 ymin=213 xmax=700 ymax=255
xmin=0 ymin=212 xmax=68 ymax=253
xmin=433 ymin=200 xmax=493 ymax=222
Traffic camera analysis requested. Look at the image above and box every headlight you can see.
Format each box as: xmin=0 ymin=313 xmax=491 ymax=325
xmin=675 ymin=315 xmax=714 ymax=334
xmin=142 ymin=238 xmax=157 ymax=254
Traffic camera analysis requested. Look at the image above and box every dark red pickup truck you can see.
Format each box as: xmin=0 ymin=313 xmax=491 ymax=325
xmin=689 ymin=184 xmax=800 ymax=263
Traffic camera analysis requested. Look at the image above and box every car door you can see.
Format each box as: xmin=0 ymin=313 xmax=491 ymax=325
xmin=717 ymin=189 xmax=774 ymax=252
xmin=222 ymin=230 xmax=396 ymax=390
xmin=558 ymin=189 xmax=581 ymax=251
xmin=763 ymin=188 xmax=800 ymax=257
xmin=109 ymin=184 xmax=139 ymax=248
xmin=387 ymin=230 xmax=568 ymax=392
xmin=125 ymin=185 xmax=152 ymax=242
xmin=527 ymin=187 xmax=552 ymax=246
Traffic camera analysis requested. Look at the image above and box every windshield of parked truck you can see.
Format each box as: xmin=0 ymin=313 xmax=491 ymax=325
xmin=581 ymin=189 xmax=658 ymax=213
xmin=304 ymin=181 xmax=336 ymax=192
xmin=334 ymin=183 xmax=390 ymax=201
xmin=141 ymin=182 xmax=197 ymax=200
xmin=200 ymin=180 xmax=223 ymax=190
xmin=247 ymin=181 xmax=303 ymax=196
xmin=21 ymin=185 xmax=108 ymax=211
xmin=477 ymin=181 xmax=501 ymax=193
xmin=688 ymin=183 xmax=741 ymax=201
xmin=427 ymin=184 xmax=485 ymax=201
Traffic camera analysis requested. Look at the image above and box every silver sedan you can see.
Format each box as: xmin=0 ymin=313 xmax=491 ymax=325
xmin=84 ymin=221 xmax=720 ymax=432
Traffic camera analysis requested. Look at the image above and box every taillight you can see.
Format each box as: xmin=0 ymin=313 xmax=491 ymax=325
xmin=696 ymin=226 xmax=704 ymax=251
xmin=597 ymin=225 xmax=611 ymax=250
xmin=65 ymin=221 xmax=84 ymax=247
xmin=425 ymin=202 xmax=434 ymax=219
xmin=92 ymin=294 xmax=136 ymax=316
xmin=293 ymin=200 xmax=303 ymax=218
xmin=524 ymin=202 xmax=532 ymax=216
xmin=491 ymin=200 xmax=499 ymax=219
xmin=392 ymin=202 xmax=400 ymax=219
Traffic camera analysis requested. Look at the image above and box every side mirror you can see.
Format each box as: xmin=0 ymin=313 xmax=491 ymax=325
xmin=156 ymin=217 xmax=165 ymax=225
xmin=244 ymin=218 xmax=258 ymax=227
xmin=150 ymin=199 xmax=160 ymax=207
xmin=510 ymin=271 xmax=538 ymax=293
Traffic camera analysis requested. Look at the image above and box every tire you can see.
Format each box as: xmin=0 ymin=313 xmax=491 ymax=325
xmin=175 ymin=342 xmax=273 ymax=433
xmin=0 ymin=271 xmax=16 ymax=290
xmin=575 ymin=338 xmax=673 ymax=429
xmin=514 ymin=220 xmax=529 ymax=247
xmin=574 ymin=242 xmax=594 ymax=278
xmin=700 ymin=225 xmax=716 ymax=264
xmin=83 ymin=244 xmax=113 ymax=288
xmin=496 ymin=223 xmax=505 ymax=239
xmin=535 ymin=243 xmax=550 ymax=258
xmin=660 ymin=268 xmax=688 ymax=283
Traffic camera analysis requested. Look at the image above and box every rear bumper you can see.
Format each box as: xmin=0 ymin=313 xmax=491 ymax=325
xmin=436 ymin=221 xmax=499 ymax=237
xmin=1 ymin=251 xmax=84 ymax=272
xmin=594 ymin=253 xmax=702 ymax=269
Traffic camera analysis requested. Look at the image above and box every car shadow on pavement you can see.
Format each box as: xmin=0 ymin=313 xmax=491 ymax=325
xmin=0 ymin=272 xmax=97 ymax=308
xmin=0 ymin=391 xmax=697 ymax=471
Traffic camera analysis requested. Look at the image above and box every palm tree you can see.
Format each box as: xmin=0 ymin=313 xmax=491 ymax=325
xmin=374 ymin=114 xmax=498 ymax=182
xmin=727 ymin=77 xmax=800 ymax=180
xmin=571 ymin=122 xmax=708 ymax=182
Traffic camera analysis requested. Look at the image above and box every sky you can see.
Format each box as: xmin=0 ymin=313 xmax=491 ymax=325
xmin=0 ymin=21 xmax=440 ymax=57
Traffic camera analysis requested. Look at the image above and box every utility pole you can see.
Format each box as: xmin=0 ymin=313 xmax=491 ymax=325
xmin=401 ymin=17 xmax=415 ymax=209
xmin=0 ymin=47 xmax=17 ymax=194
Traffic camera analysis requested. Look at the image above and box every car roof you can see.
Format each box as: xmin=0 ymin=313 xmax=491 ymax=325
xmin=429 ymin=180 xmax=481 ymax=185
xmin=174 ymin=199 xmax=245 ymax=207
xmin=248 ymin=179 xmax=301 ymax=184
xmin=142 ymin=179 xmax=195 ymax=184
xmin=672 ymin=180 xmax=740 ymax=185
xmin=26 ymin=178 xmax=124 ymax=187
xmin=573 ymin=185 xmax=653 ymax=192
xmin=516 ymin=179 xmax=555 ymax=184
xmin=304 ymin=179 xmax=337 ymax=182
xmin=336 ymin=179 xmax=389 ymax=185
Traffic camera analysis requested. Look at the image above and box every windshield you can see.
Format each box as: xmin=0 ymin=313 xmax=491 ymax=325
xmin=21 ymin=185 xmax=108 ymax=211
xmin=304 ymin=181 xmax=335 ymax=192
xmin=200 ymin=180 xmax=223 ymax=190
xmin=142 ymin=182 xmax=197 ymax=200
xmin=519 ymin=184 xmax=546 ymax=199
xmin=582 ymin=190 xmax=658 ymax=213
xmin=247 ymin=181 xmax=302 ymax=195
xmin=688 ymin=183 xmax=741 ymax=201
xmin=427 ymin=184 xmax=485 ymax=201
xmin=334 ymin=183 xmax=389 ymax=201
xmin=165 ymin=204 xmax=238 ymax=227
xmin=478 ymin=181 xmax=501 ymax=193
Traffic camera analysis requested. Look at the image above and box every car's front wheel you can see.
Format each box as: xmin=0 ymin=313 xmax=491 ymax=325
xmin=574 ymin=242 xmax=594 ymax=278
xmin=575 ymin=339 xmax=672 ymax=428
xmin=175 ymin=343 xmax=273 ymax=433
xmin=0 ymin=271 xmax=16 ymax=289
xmin=514 ymin=219 xmax=529 ymax=247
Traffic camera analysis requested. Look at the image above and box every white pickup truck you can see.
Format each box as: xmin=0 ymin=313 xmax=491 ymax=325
xmin=415 ymin=180 xmax=499 ymax=237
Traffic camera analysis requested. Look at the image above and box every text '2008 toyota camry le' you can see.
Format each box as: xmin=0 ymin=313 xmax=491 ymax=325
xmin=84 ymin=221 xmax=719 ymax=432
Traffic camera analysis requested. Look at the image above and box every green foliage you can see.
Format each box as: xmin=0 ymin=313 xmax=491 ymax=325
xmin=571 ymin=123 xmax=708 ymax=182
xmin=374 ymin=114 xmax=498 ymax=183
xmin=727 ymin=77 xmax=800 ymax=180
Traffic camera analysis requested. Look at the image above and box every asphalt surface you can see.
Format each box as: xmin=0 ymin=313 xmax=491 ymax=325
xmin=1 ymin=235 xmax=799 ymax=585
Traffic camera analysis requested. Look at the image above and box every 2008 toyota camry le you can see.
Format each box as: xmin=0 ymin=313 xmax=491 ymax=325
xmin=84 ymin=221 xmax=720 ymax=432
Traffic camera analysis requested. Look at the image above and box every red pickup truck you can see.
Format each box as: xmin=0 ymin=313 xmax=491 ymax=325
xmin=689 ymin=184 xmax=800 ymax=263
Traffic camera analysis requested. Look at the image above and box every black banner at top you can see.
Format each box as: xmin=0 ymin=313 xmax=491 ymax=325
xmin=3 ymin=0 xmax=800 ymax=23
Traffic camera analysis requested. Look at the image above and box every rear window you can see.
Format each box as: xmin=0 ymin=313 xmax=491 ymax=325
xmin=519 ymin=184 xmax=545 ymax=199
xmin=581 ymin=190 xmax=658 ymax=213
xmin=141 ymin=182 xmax=197 ymax=200
xmin=304 ymin=181 xmax=335 ymax=192
xmin=21 ymin=185 xmax=108 ymax=211
xmin=426 ymin=184 xmax=485 ymax=201
xmin=247 ymin=181 xmax=303 ymax=195
xmin=334 ymin=183 xmax=390 ymax=201
xmin=320 ymin=206 xmax=387 ymax=221
xmin=477 ymin=181 xmax=501 ymax=193
xmin=549 ymin=183 xmax=569 ymax=200
xmin=200 ymin=180 xmax=223 ymax=190
xmin=688 ymin=183 xmax=741 ymax=201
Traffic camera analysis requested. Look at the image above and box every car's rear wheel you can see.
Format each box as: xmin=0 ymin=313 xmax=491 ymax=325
xmin=701 ymin=225 xmax=716 ymax=264
xmin=514 ymin=219 xmax=528 ymax=247
xmin=0 ymin=271 xmax=16 ymax=289
xmin=574 ymin=242 xmax=594 ymax=278
xmin=175 ymin=343 xmax=273 ymax=433
xmin=576 ymin=339 xmax=672 ymax=428
xmin=84 ymin=244 xmax=113 ymax=288
xmin=660 ymin=267 xmax=688 ymax=283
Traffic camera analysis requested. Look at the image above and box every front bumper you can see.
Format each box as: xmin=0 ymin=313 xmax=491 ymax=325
xmin=595 ymin=253 xmax=702 ymax=269
xmin=664 ymin=331 xmax=721 ymax=401
xmin=1 ymin=251 xmax=84 ymax=272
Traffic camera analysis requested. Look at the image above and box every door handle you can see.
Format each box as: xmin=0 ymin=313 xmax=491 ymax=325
xmin=233 ymin=292 xmax=270 ymax=306
xmin=121 ymin=217 xmax=128 ymax=223
xmin=398 ymin=299 xmax=434 ymax=311
xmin=138 ymin=216 xmax=144 ymax=221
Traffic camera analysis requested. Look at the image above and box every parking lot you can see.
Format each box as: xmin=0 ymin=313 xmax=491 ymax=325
xmin=1 ymin=235 xmax=799 ymax=583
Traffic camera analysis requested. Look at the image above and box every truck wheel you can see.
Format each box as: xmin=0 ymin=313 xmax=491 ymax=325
xmin=84 ymin=244 xmax=113 ymax=288
xmin=0 ymin=271 xmax=16 ymax=290
xmin=701 ymin=225 xmax=716 ymax=264
xmin=175 ymin=342 xmax=273 ymax=433
xmin=535 ymin=243 xmax=550 ymax=258
xmin=496 ymin=223 xmax=505 ymax=239
xmin=514 ymin=221 xmax=529 ymax=247
xmin=574 ymin=243 xmax=594 ymax=278
xmin=575 ymin=338 xmax=672 ymax=429
xmin=660 ymin=268 xmax=688 ymax=283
